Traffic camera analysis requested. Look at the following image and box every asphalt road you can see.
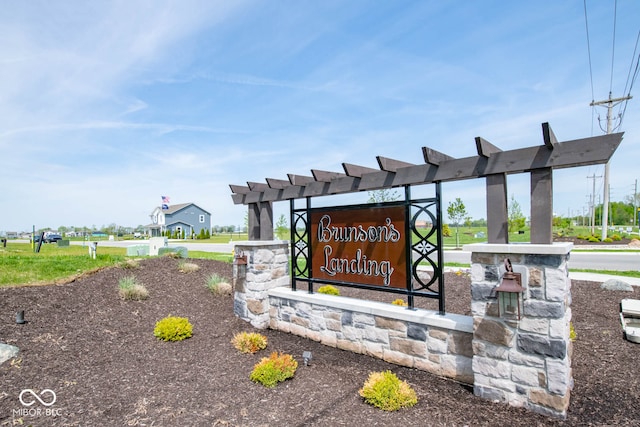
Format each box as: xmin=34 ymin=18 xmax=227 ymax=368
xmin=71 ymin=240 xmax=640 ymax=272
xmin=444 ymin=248 xmax=640 ymax=271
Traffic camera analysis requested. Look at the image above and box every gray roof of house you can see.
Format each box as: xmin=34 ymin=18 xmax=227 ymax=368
xmin=159 ymin=202 xmax=211 ymax=216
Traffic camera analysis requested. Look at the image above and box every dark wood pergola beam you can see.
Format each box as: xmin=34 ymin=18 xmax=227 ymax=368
xmin=266 ymin=178 xmax=291 ymax=189
xmin=377 ymin=156 xmax=416 ymax=172
xmin=343 ymin=163 xmax=380 ymax=177
xmin=231 ymin=123 xmax=624 ymax=243
xmin=423 ymin=147 xmax=454 ymax=165
xmin=230 ymin=131 xmax=622 ymax=205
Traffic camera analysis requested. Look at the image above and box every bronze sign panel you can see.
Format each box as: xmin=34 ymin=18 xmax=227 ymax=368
xmin=310 ymin=205 xmax=407 ymax=288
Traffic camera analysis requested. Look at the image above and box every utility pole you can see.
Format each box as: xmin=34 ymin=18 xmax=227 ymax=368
xmin=590 ymin=92 xmax=632 ymax=240
xmin=587 ymin=173 xmax=601 ymax=235
xmin=635 ymin=179 xmax=638 ymax=229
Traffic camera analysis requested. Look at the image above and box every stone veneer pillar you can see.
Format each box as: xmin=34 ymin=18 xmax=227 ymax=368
xmin=466 ymin=243 xmax=573 ymax=418
xmin=233 ymin=241 xmax=290 ymax=328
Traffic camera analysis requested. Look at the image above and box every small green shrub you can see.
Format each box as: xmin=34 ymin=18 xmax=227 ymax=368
xmin=359 ymin=370 xmax=418 ymax=411
xmin=250 ymin=352 xmax=297 ymax=388
xmin=232 ymin=332 xmax=268 ymax=354
xmin=178 ymin=261 xmax=200 ymax=273
xmin=153 ymin=316 xmax=193 ymax=342
xmin=391 ymin=299 xmax=407 ymax=307
xmin=587 ymin=236 xmax=600 ymax=243
xmin=611 ymin=234 xmax=622 ymax=241
xmin=206 ymin=274 xmax=232 ymax=296
xmin=570 ymin=322 xmax=577 ymax=341
xmin=317 ymin=285 xmax=340 ymax=296
xmin=442 ymin=223 xmax=451 ymax=237
xmin=118 ymin=276 xmax=149 ymax=300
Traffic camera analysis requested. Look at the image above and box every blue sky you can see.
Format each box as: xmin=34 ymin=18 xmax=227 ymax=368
xmin=1 ymin=1 xmax=639 ymax=232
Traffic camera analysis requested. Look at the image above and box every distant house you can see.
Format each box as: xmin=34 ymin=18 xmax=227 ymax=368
xmin=147 ymin=202 xmax=211 ymax=238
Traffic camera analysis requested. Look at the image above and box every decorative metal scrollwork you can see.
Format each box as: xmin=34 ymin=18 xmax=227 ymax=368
xmin=410 ymin=200 xmax=441 ymax=295
xmin=292 ymin=210 xmax=309 ymax=278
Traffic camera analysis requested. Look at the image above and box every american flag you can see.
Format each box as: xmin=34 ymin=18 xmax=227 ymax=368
xmin=161 ymin=196 xmax=170 ymax=210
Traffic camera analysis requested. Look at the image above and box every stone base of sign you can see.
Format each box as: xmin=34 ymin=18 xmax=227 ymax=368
xmin=268 ymin=287 xmax=474 ymax=384
xmin=465 ymin=243 xmax=573 ymax=419
xmin=232 ymin=240 xmax=575 ymax=419
xmin=232 ymin=241 xmax=290 ymax=328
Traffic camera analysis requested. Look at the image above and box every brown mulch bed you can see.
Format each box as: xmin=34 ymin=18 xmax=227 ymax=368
xmin=1 ymin=257 xmax=639 ymax=426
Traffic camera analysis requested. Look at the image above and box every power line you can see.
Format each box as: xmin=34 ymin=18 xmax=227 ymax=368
xmin=583 ymin=0 xmax=596 ymax=135
xmin=591 ymin=94 xmax=631 ymax=240
xmin=618 ymin=30 xmax=640 ymax=127
xmin=609 ymin=0 xmax=618 ymax=94
xmin=620 ymin=30 xmax=639 ymax=98
xmin=584 ymin=0 xmax=634 ymax=239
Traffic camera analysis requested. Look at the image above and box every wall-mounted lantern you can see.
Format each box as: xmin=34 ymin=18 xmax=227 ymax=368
xmin=233 ymin=249 xmax=248 ymax=292
xmin=495 ymin=258 xmax=525 ymax=320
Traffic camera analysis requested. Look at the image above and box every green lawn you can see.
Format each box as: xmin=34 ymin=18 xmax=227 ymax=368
xmin=0 ymin=242 xmax=127 ymax=286
xmin=0 ymin=243 xmax=234 ymax=287
xmin=3 ymin=233 xmax=640 ymax=288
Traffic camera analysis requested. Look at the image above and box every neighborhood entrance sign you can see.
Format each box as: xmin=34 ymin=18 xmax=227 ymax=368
xmin=310 ymin=205 xmax=407 ymax=288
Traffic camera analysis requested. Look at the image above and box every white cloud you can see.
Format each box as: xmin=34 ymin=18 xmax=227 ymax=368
xmin=1 ymin=1 xmax=639 ymax=232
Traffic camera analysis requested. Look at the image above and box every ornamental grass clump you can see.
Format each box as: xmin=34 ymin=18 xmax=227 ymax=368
xmin=232 ymin=332 xmax=268 ymax=354
xmin=250 ymin=352 xmax=298 ymax=388
xmin=153 ymin=316 xmax=193 ymax=342
xmin=317 ymin=285 xmax=340 ymax=296
xmin=359 ymin=370 xmax=418 ymax=411
xmin=118 ymin=275 xmax=149 ymax=301
xmin=178 ymin=261 xmax=200 ymax=273
xmin=120 ymin=259 xmax=140 ymax=269
xmin=206 ymin=274 xmax=232 ymax=296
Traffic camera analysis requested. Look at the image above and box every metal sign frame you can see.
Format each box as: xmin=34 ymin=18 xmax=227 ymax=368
xmin=291 ymin=184 xmax=445 ymax=312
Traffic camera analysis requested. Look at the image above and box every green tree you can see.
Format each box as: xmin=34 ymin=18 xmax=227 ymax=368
xmin=508 ymin=195 xmax=526 ymax=232
xmin=447 ymin=198 xmax=467 ymax=248
xmin=610 ymin=201 xmax=634 ymax=225
xmin=275 ymin=214 xmax=289 ymax=240
xmin=367 ymin=189 xmax=401 ymax=203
